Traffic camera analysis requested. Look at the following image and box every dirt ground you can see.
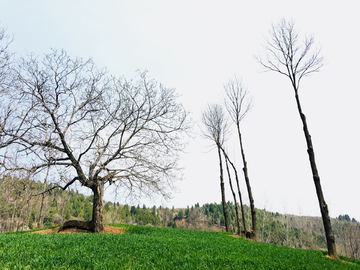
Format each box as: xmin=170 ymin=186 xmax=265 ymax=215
xmin=31 ymin=225 xmax=125 ymax=234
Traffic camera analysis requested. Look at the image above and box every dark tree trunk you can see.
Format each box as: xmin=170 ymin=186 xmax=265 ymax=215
xmin=59 ymin=182 xmax=105 ymax=233
xmin=294 ymin=90 xmax=339 ymax=260
xmin=236 ymin=125 xmax=257 ymax=240
xmin=217 ymin=146 xmax=230 ymax=232
xmin=91 ymin=183 xmax=104 ymax=233
xmin=221 ymin=147 xmax=247 ymax=234
xmin=224 ymin=155 xmax=241 ymax=235
xmin=234 ymin=166 xmax=247 ymax=234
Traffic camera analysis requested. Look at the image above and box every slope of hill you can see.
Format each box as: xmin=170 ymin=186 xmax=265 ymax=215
xmin=0 ymin=225 xmax=359 ymax=269
xmin=1 ymin=176 xmax=359 ymax=259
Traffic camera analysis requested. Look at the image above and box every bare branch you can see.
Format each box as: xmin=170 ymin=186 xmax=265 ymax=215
xmin=256 ymin=18 xmax=324 ymax=90
xmin=201 ymin=103 xmax=229 ymax=148
xmin=223 ymin=76 xmax=253 ymax=126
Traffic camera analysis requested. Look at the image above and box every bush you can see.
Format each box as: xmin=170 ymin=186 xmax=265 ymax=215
xmin=136 ymin=209 xmax=160 ymax=225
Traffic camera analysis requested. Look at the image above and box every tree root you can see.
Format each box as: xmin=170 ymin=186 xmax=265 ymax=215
xmin=242 ymin=230 xmax=257 ymax=241
xmin=58 ymin=220 xmax=93 ymax=232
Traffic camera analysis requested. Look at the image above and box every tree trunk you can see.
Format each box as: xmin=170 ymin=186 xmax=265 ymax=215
xmin=38 ymin=168 xmax=50 ymax=228
xmin=236 ymin=124 xmax=257 ymax=240
xmin=235 ymin=169 xmax=247 ymax=234
xmin=294 ymin=90 xmax=339 ymax=260
xmin=222 ymin=149 xmax=247 ymax=234
xmin=91 ymin=183 xmax=104 ymax=233
xmin=217 ymin=146 xmax=230 ymax=232
xmin=224 ymin=156 xmax=241 ymax=235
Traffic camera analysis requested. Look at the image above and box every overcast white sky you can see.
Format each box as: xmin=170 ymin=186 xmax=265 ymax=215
xmin=1 ymin=1 xmax=359 ymax=220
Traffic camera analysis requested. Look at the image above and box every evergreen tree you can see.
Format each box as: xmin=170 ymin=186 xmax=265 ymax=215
xmin=185 ymin=206 xmax=190 ymax=217
xmin=130 ymin=206 xmax=137 ymax=216
xmin=177 ymin=209 xmax=184 ymax=220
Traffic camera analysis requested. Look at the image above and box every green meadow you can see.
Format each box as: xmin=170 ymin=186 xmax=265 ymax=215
xmin=0 ymin=225 xmax=359 ymax=269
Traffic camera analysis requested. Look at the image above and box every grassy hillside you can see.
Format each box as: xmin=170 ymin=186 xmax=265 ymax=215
xmin=1 ymin=177 xmax=359 ymax=259
xmin=0 ymin=225 xmax=359 ymax=269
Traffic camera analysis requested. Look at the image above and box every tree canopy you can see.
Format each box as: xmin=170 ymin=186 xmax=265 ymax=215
xmin=0 ymin=46 xmax=190 ymax=232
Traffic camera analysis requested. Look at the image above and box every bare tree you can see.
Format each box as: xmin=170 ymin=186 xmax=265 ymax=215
xmin=0 ymin=49 xmax=189 ymax=232
xmin=110 ymin=202 xmax=118 ymax=224
xmin=259 ymin=207 xmax=272 ymax=244
xmin=0 ymin=175 xmax=33 ymax=232
xmin=201 ymin=104 xmax=230 ymax=232
xmin=281 ymin=203 xmax=290 ymax=247
xmin=343 ymin=223 xmax=360 ymax=260
xmin=256 ymin=19 xmax=338 ymax=259
xmin=296 ymin=204 xmax=306 ymax=248
xmin=223 ymin=76 xmax=256 ymax=240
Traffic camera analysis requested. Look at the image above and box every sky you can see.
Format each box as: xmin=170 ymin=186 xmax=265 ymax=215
xmin=1 ymin=1 xmax=359 ymax=220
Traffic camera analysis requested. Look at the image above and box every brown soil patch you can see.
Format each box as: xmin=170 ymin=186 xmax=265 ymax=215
xmin=103 ymin=225 xmax=126 ymax=234
xmin=323 ymin=254 xmax=347 ymax=263
xmin=31 ymin=225 xmax=125 ymax=234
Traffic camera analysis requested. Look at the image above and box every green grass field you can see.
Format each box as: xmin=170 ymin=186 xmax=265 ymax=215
xmin=0 ymin=224 xmax=359 ymax=269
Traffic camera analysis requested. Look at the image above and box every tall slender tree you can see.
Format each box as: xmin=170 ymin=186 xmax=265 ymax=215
xmin=256 ymin=19 xmax=339 ymax=259
xmin=223 ymin=76 xmax=256 ymax=240
xmin=201 ymin=104 xmax=230 ymax=232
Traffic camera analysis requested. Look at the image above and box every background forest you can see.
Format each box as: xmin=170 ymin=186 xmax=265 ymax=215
xmin=1 ymin=176 xmax=359 ymax=260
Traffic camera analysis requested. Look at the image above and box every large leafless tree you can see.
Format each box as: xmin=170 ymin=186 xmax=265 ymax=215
xmin=0 ymin=49 xmax=189 ymax=232
xmin=256 ymin=19 xmax=338 ymax=259
xmin=201 ymin=104 xmax=230 ymax=232
xmin=223 ymin=76 xmax=256 ymax=240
